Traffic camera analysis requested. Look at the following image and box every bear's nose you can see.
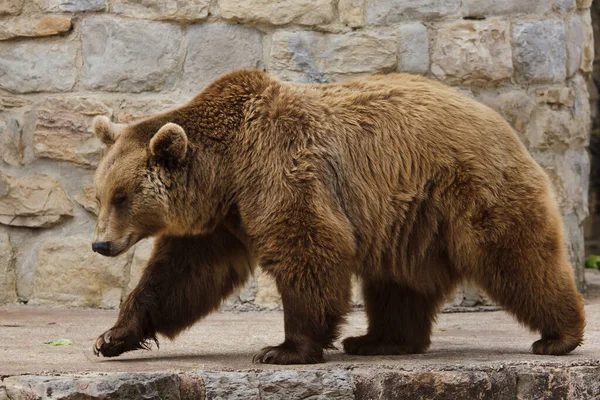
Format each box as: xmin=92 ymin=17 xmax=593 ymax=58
xmin=92 ymin=241 xmax=111 ymax=256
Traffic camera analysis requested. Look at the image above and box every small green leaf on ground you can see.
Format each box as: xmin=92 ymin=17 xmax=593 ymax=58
xmin=585 ymin=255 xmax=600 ymax=269
xmin=44 ymin=339 xmax=73 ymax=346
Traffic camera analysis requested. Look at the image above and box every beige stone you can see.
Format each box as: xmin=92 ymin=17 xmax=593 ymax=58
xmin=0 ymin=116 xmax=25 ymax=166
xmin=339 ymin=0 xmax=365 ymax=28
xmin=576 ymin=0 xmax=592 ymax=8
xmin=0 ymin=232 xmax=17 ymax=304
xmin=74 ymin=185 xmax=98 ymax=215
xmin=112 ymin=0 xmax=210 ymax=21
xmin=219 ymin=0 xmax=335 ymax=26
xmin=0 ymin=16 xmax=71 ymax=41
xmin=35 ymin=0 xmax=106 ymax=12
xmin=125 ymin=239 xmax=154 ymax=297
xmin=477 ymin=91 xmax=536 ymax=139
xmin=34 ymin=97 xmax=110 ymax=167
xmin=431 ymin=19 xmax=513 ymax=85
xmin=114 ymin=97 xmax=181 ymax=124
xmin=0 ymin=173 xmax=73 ymax=228
xmin=254 ymin=269 xmax=280 ymax=309
xmin=0 ymin=97 xmax=30 ymax=111
xmin=462 ymin=0 xmax=551 ymax=17
xmin=269 ymin=30 xmax=397 ymax=83
xmin=535 ymin=88 xmax=575 ymax=107
xmin=0 ymin=0 xmax=24 ymax=15
xmin=31 ymin=236 xmax=128 ymax=308
xmin=366 ymin=0 xmax=461 ymax=24
xmin=528 ymin=108 xmax=588 ymax=152
xmin=567 ymin=12 xmax=594 ymax=77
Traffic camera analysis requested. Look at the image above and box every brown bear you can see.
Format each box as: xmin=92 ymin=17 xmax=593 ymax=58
xmin=90 ymin=70 xmax=585 ymax=364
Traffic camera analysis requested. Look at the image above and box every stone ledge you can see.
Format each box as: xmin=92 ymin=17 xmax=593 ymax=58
xmin=3 ymin=363 xmax=599 ymax=399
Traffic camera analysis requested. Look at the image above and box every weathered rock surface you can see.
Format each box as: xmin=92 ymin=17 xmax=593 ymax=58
xmin=31 ymin=236 xmax=128 ymax=307
xmin=219 ymin=0 xmax=335 ymax=26
xmin=339 ymin=0 xmax=365 ymax=27
xmin=81 ymin=17 xmax=182 ymax=92
xmin=113 ymin=96 xmax=182 ymax=123
xmin=0 ymin=232 xmax=17 ymax=304
xmin=366 ymin=0 xmax=461 ymax=24
xmin=0 ymin=112 xmax=32 ymax=166
xmin=0 ymin=0 xmax=24 ymax=15
xmin=461 ymin=0 xmax=552 ymax=17
xmin=0 ymin=172 xmax=73 ymax=228
xmin=35 ymin=0 xmax=106 ymax=12
xmin=398 ymin=22 xmax=429 ymax=74
xmin=269 ymin=30 xmax=397 ymax=83
xmin=34 ymin=97 xmax=110 ymax=167
xmin=183 ymin=23 xmax=263 ymax=93
xmin=431 ymin=19 xmax=513 ymax=85
xmin=0 ymin=41 xmax=77 ymax=93
xmin=512 ymin=19 xmax=567 ymax=83
xmin=566 ymin=12 xmax=594 ymax=77
xmin=112 ymin=0 xmax=210 ymax=21
xmin=74 ymin=185 xmax=98 ymax=215
xmin=0 ymin=15 xmax=72 ymax=40
xmin=125 ymin=238 xmax=154 ymax=297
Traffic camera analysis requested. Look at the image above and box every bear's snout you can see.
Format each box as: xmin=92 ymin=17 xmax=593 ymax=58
xmin=92 ymin=241 xmax=112 ymax=257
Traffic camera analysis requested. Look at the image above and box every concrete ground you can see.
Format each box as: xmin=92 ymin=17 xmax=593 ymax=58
xmin=1 ymin=270 xmax=600 ymax=399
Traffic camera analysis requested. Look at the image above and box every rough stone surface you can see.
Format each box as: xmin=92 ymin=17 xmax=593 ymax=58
xmin=4 ymin=373 xmax=186 ymax=400
xmin=81 ymin=17 xmax=182 ymax=92
xmin=556 ymin=0 xmax=576 ymax=13
xmin=0 ymin=111 xmax=34 ymax=166
xmin=0 ymin=0 xmax=24 ymax=15
xmin=125 ymin=238 xmax=154 ymax=297
xmin=431 ymin=19 xmax=513 ymax=85
xmin=0 ymin=41 xmax=77 ymax=93
xmin=34 ymin=97 xmax=110 ymax=167
xmin=113 ymin=96 xmax=182 ymax=123
xmin=536 ymin=87 xmax=575 ymax=107
xmin=0 ymin=172 xmax=74 ymax=228
xmin=567 ymin=12 xmax=594 ymax=77
xmin=219 ymin=0 xmax=335 ymax=26
xmin=74 ymin=185 xmax=98 ymax=215
xmin=398 ymin=22 xmax=429 ymax=74
xmin=0 ymin=232 xmax=17 ymax=304
xmin=183 ymin=23 xmax=263 ymax=93
xmin=31 ymin=236 xmax=128 ymax=308
xmin=254 ymin=269 xmax=280 ymax=309
xmin=477 ymin=90 xmax=536 ymax=138
xmin=339 ymin=0 xmax=365 ymax=27
xmin=462 ymin=0 xmax=552 ymax=17
xmin=112 ymin=0 xmax=210 ymax=21
xmin=35 ymin=0 xmax=106 ymax=12
xmin=577 ymin=0 xmax=593 ymax=8
xmin=366 ymin=0 xmax=461 ymax=24
xmin=0 ymin=15 xmax=72 ymax=40
xmin=269 ymin=30 xmax=397 ymax=83
xmin=512 ymin=19 xmax=567 ymax=83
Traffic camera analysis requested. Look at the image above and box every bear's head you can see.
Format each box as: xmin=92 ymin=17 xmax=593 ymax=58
xmin=91 ymin=115 xmax=196 ymax=257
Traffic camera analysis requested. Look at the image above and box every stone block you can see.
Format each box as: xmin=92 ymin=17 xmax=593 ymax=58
xmin=339 ymin=0 xmax=365 ymax=27
xmin=268 ymin=30 xmax=397 ymax=83
xmin=0 ymin=15 xmax=72 ymax=41
xmin=567 ymin=12 xmax=593 ymax=76
xmin=0 ymin=41 xmax=77 ymax=93
xmin=366 ymin=0 xmax=461 ymax=24
xmin=34 ymin=97 xmax=110 ymax=167
xmin=512 ymin=20 xmax=567 ymax=83
xmin=0 ymin=109 xmax=36 ymax=166
xmin=555 ymin=0 xmax=575 ymax=13
xmin=31 ymin=236 xmax=128 ymax=308
xmin=219 ymin=0 xmax=335 ymax=26
xmin=35 ymin=0 xmax=106 ymax=12
xmin=125 ymin=238 xmax=154 ymax=297
xmin=0 ymin=0 xmax=24 ymax=15
xmin=431 ymin=19 xmax=512 ymax=85
xmin=477 ymin=90 xmax=536 ymax=138
xmin=81 ymin=16 xmax=182 ymax=92
xmin=0 ymin=232 xmax=17 ymax=304
xmin=113 ymin=96 xmax=181 ymax=123
xmin=462 ymin=0 xmax=551 ymax=17
xmin=0 ymin=172 xmax=74 ymax=228
xmin=577 ymin=0 xmax=592 ymax=8
xmin=112 ymin=0 xmax=210 ymax=21
xmin=183 ymin=23 xmax=263 ymax=93
xmin=74 ymin=185 xmax=98 ymax=215
xmin=535 ymin=87 xmax=575 ymax=107
xmin=254 ymin=269 xmax=280 ymax=309
xmin=398 ymin=22 xmax=429 ymax=74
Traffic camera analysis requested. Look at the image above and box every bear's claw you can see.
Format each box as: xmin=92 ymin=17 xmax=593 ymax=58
xmin=252 ymin=342 xmax=324 ymax=365
xmin=93 ymin=327 xmax=157 ymax=358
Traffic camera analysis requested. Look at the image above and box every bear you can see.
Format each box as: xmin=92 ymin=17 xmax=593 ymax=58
xmin=90 ymin=70 xmax=585 ymax=364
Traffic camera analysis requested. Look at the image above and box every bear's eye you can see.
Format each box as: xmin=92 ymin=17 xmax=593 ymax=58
xmin=112 ymin=195 xmax=127 ymax=207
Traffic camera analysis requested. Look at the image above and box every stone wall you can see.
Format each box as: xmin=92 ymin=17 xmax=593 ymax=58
xmin=0 ymin=0 xmax=593 ymax=308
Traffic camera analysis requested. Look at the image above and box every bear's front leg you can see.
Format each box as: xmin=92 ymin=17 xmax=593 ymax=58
xmin=94 ymin=229 xmax=253 ymax=357
xmin=252 ymin=227 xmax=354 ymax=364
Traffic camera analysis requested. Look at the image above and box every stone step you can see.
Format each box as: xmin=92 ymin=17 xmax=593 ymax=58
xmin=1 ymin=301 xmax=598 ymax=399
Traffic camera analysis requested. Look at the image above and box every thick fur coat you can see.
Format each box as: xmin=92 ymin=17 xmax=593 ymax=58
xmin=90 ymin=70 xmax=585 ymax=364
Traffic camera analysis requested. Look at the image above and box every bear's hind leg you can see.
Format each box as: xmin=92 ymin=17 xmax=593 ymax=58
xmin=474 ymin=244 xmax=585 ymax=356
xmin=343 ymin=279 xmax=446 ymax=355
xmin=94 ymin=227 xmax=253 ymax=357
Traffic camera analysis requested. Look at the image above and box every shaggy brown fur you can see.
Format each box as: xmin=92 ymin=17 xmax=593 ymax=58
xmin=91 ymin=70 xmax=585 ymax=364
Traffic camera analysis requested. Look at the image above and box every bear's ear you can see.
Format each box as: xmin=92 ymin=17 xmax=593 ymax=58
xmin=150 ymin=123 xmax=188 ymax=163
xmin=93 ymin=116 xmax=119 ymax=146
